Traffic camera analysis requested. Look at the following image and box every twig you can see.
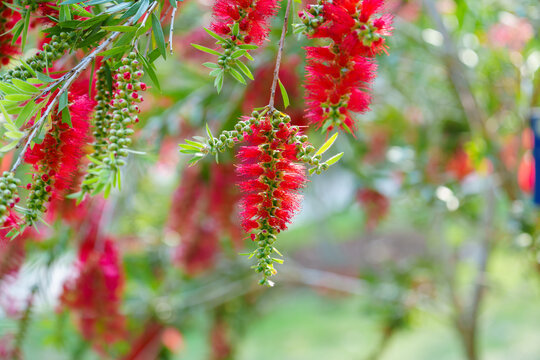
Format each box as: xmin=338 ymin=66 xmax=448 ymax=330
xmin=169 ymin=2 xmax=179 ymax=54
xmin=268 ymin=0 xmax=292 ymax=108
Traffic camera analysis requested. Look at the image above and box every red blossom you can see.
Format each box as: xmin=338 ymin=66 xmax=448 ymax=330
xmin=237 ymin=116 xmax=307 ymax=234
xmin=211 ymin=0 xmax=278 ymax=45
xmin=168 ymin=163 xmax=242 ymax=275
xmin=60 ymin=236 xmax=126 ymax=349
xmin=302 ymin=0 xmax=393 ymax=132
xmin=0 ymin=2 xmax=21 ymax=67
xmin=25 ymin=93 xmax=94 ymax=201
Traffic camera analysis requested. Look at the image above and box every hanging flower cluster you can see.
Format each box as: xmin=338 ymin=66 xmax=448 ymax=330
xmin=60 ymin=236 xmax=126 ymax=349
xmin=211 ymin=0 xmax=278 ymax=45
xmin=193 ymin=0 xmax=278 ymax=91
xmin=299 ymin=0 xmax=393 ymax=132
xmin=0 ymin=1 xmax=21 ymax=67
xmin=23 ymin=94 xmax=93 ymax=226
xmin=236 ymin=110 xmax=308 ymax=285
xmin=168 ymin=163 xmax=242 ymax=275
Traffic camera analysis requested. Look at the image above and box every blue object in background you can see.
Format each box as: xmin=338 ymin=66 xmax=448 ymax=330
xmin=532 ymin=109 xmax=540 ymax=206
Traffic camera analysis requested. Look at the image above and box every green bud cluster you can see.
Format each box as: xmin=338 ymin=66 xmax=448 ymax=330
xmin=252 ymin=229 xmax=279 ymax=287
xmin=82 ymin=66 xmax=113 ymax=194
xmin=0 ymin=172 xmax=21 ymax=224
xmin=24 ymin=169 xmax=54 ymax=226
xmin=296 ymin=2 xmax=324 ymax=35
xmin=1 ymin=32 xmax=75 ymax=82
xmin=205 ymin=117 xmax=255 ymax=155
xmin=100 ymin=52 xmax=144 ymax=172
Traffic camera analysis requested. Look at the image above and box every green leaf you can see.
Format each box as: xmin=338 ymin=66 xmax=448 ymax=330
xmin=4 ymin=94 xmax=32 ymax=102
xmin=62 ymin=108 xmax=72 ymax=127
xmin=232 ymin=22 xmax=239 ymax=37
xmin=191 ymin=44 xmax=222 ymax=56
xmin=10 ymin=21 xmax=23 ymax=46
xmin=235 ymin=61 xmax=253 ymax=80
xmin=229 ymin=68 xmax=246 ymax=84
xmin=238 ymin=44 xmax=258 ymax=50
xmin=58 ymin=91 xmax=69 ymax=112
xmin=278 ymin=78 xmax=290 ymax=109
xmin=0 ymin=141 xmax=19 ymax=152
xmin=315 ymin=132 xmax=338 ymax=156
xmin=132 ymin=0 xmax=149 ymax=23
xmin=16 ymin=100 xmax=44 ymax=128
xmin=21 ymin=9 xmax=30 ymax=50
xmin=151 ymin=13 xmax=167 ymax=59
xmin=184 ymin=139 xmax=205 ymax=148
xmin=0 ymin=82 xmax=20 ymax=95
xmin=101 ymin=25 xmax=138 ymax=32
xmin=202 ymin=62 xmax=220 ymax=69
xmin=12 ymin=79 xmax=38 ymax=94
xmin=78 ymin=14 xmax=108 ymax=29
xmin=99 ymin=45 xmax=131 ymax=57
xmin=231 ymin=49 xmax=245 ymax=59
xmin=203 ymin=28 xmax=226 ymax=42
xmin=205 ymin=123 xmax=214 ymax=139
xmin=214 ymin=71 xmax=224 ymax=93
xmin=138 ymin=54 xmax=161 ymax=91
xmin=147 ymin=48 xmax=161 ymax=63
xmin=36 ymin=72 xmax=56 ymax=83
xmin=71 ymin=4 xmax=93 ymax=17
xmin=324 ymin=152 xmax=344 ymax=166
xmin=59 ymin=4 xmax=72 ymax=22
xmin=60 ymin=0 xmax=86 ymax=4
xmin=0 ymin=102 xmax=11 ymax=122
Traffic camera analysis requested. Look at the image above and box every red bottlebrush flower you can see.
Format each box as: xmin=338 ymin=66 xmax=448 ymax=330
xmin=60 ymin=236 xmax=126 ymax=349
xmin=301 ymin=0 xmax=393 ymax=132
xmin=357 ymin=188 xmax=389 ymax=231
xmin=168 ymin=163 xmax=242 ymax=275
xmin=237 ymin=115 xmax=306 ymax=233
xmin=0 ymin=1 xmax=21 ymax=67
xmin=0 ymin=213 xmax=26 ymax=281
xmin=211 ymin=0 xmax=278 ymax=45
xmin=24 ymin=93 xmax=94 ymax=224
xmin=235 ymin=111 xmax=309 ymax=285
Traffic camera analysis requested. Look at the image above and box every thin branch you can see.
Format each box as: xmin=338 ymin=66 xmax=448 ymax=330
xmin=268 ymin=0 xmax=292 ymax=108
xmin=169 ymin=2 xmax=179 ymax=54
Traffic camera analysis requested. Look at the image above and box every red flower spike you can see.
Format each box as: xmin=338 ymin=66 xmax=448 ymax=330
xmin=302 ymin=0 xmax=393 ymax=132
xmin=59 ymin=236 xmax=126 ymax=350
xmin=210 ymin=0 xmax=278 ymax=45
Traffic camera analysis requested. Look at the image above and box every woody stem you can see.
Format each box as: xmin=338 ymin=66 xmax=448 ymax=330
xmin=268 ymin=0 xmax=292 ymax=108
